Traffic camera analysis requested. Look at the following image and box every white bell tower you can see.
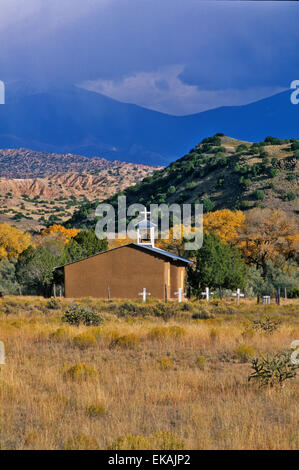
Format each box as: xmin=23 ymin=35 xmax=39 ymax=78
xmin=135 ymin=209 xmax=156 ymax=247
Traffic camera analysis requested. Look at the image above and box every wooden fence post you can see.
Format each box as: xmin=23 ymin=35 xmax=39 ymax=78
xmin=276 ymin=288 xmax=280 ymax=305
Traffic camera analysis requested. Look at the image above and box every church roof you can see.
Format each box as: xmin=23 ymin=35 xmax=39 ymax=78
xmin=131 ymin=244 xmax=193 ymax=263
xmin=134 ymin=219 xmax=157 ymax=229
xmin=55 ymin=242 xmax=193 ymax=269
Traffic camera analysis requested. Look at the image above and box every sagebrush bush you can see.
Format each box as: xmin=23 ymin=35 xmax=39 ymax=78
xmin=192 ymin=308 xmax=215 ymax=320
xmin=179 ymin=302 xmax=193 ymax=312
xmin=64 ymin=433 xmax=99 ymax=450
xmin=62 ymin=304 xmax=103 ymax=326
xmin=241 ymin=328 xmax=255 ymax=340
xmin=234 ymin=345 xmax=256 ymax=363
xmin=73 ymin=333 xmax=96 ymax=349
xmin=63 ymin=364 xmax=97 ymax=382
xmin=46 ymin=298 xmax=61 ymax=310
xmin=167 ymin=326 xmax=186 ymax=338
xmin=152 ymin=303 xmax=180 ymax=320
xmin=49 ymin=327 xmax=70 ymax=342
xmin=109 ymin=434 xmax=152 ymax=450
xmin=110 ymin=333 xmax=140 ymax=349
xmin=147 ymin=326 xmax=169 ymax=340
xmin=86 ymin=404 xmax=106 ymax=418
xmin=195 ymin=356 xmax=207 ymax=369
xmin=118 ymin=301 xmax=152 ymax=318
xmin=147 ymin=325 xmax=186 ymax=340
xmin=152 ymin=431 xmax=185 ymax=450
xmin=109 ymin=431 xmax=185 ymax=450
xmin=157 ymin=357 xmax=173 ymax=370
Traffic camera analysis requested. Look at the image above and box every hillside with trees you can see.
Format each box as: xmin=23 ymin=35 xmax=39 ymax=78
xmin=66 ymin=134 xmax=298 ymax=229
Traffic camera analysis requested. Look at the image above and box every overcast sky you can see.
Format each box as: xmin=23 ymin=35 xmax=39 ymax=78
xmin=0 ymin=0 xmax=298 ymax=115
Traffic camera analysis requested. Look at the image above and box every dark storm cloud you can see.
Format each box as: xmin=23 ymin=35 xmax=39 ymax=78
xmin=0 ymin=0 xmax=297 ymax=113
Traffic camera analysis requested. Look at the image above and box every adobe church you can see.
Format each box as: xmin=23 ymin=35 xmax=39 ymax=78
xmin=56 ymin=213 xmax=193 ymax=301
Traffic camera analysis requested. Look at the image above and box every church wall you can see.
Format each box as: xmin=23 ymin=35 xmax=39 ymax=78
xmin=64 ymin=245 xmax=168 ymax=300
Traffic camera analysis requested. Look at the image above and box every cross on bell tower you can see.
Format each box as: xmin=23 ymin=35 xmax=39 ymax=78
xmin=135 ymin=209 xmax=156 ymax=247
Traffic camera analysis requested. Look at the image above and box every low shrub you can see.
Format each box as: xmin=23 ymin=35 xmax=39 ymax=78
xmin=64 ymin=434 xmax=99 ymax=450
xmin=152 ymin=431 xmax=185 ymax=450
xmin=241 ymin=328 xmax=255 ymax=340
xmin=46 ymin=298 xmax=61 ymax=310
xmin=109 ymin=431 xmax=184 ymax=450
xmin=118 ymin=301 xmax=152 ymax=318
xmin=195 ymin=356 xmax=207 ymax=369
xmin=234 ymin=345 xmax=256 ymax=363
xmin=167 ymin=326 xmax=186 ymax=338
xmin=63 ymin=364 xmax=97 ymax=382
xmin=109 ymin=434 xmax=151 ymax=450
xmin=147 ymin=327 xmax=169 ymax=340
xmin=110 ymin=334 xmax=140 ymax=349
xmin=73 ymin=333 xmax=96 ymax=349
xmin=179 ymin=302 xmax=193 ymax=312
xmin=192 ymin=308 xmax=215 ymax=320
xmin=62 ymin=304 xmax=104 ymax=326
xmin=49 ymin=327 xmax=70 ymax=342
xmin=147 ymin=325 xmax=186 ymax=340
xmin=152 ymin=303 xmax=179 ymax=320
xmin=86 ymin=404 xmax=106 ymax=418
xmin=157 ymin=357 xmax=173 ymax=370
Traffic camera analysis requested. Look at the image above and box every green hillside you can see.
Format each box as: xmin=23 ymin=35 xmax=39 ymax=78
xmin=66 ymin=134 xmax=298 ymax=228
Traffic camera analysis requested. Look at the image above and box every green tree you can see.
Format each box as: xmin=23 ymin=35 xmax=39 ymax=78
xmin=63 ymin=239 xmax=84 ymax=264
xmin=188 ymin=233 xmax=247 ymax=293
xmin=0 ymin=260 xmax=20 ymax=294
xmin=16 ymin=245 xmax=57 ymax=296
xmin=73 ymin=230 xmax=108 ymax=258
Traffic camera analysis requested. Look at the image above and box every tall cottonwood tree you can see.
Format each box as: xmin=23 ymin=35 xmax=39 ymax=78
xmin=239 ymin=209 xmax=298 ymax=277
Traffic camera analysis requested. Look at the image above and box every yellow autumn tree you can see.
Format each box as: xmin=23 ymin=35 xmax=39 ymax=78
xmin=238 ymin=208 xmax=298 ymax=276
xmin=0 ymin=224 xmax=32 ymax=260
xmin=41 ymin=225 xmax=80 ymax=244
xmin=204 ymin=209 xmax=245 ymax=243
xmin=156 ymin=224 xmax=201 ymax=256
xmin=108 ymin=236 xmax=133 ymax=249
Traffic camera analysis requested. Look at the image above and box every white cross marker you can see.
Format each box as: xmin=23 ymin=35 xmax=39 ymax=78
xmin=138 ymin=288 xmax=151 ymax=302
xmin=140 ymin=209 xmax=151 ymax=220
xmin=174 ymin=288 xmax=186 ymax=303
xmin=232 ymin=288 xmax=244 ymax=305
xmin=201 ymin=287 xmax=213 ymax=302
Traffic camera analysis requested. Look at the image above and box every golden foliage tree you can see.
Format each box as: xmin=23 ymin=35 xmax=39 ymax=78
xmin=156 ymin=224 xmax=201 ymax=256
xmin=41 ymin=225 xmax=80 ymax=244
xmin=239 ymin=208 xmax=298 ymax=276
xmin=108 ymin=236 xmax=133 ymax=249
xmin=0 ymin=224 xmax=32 ymax=260
xmin=204 ymin=209 xmax=245 ymax=243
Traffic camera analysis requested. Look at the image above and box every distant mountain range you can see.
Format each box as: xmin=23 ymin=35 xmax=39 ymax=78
xmin=0 ymin=84 xmax=298 ymax=166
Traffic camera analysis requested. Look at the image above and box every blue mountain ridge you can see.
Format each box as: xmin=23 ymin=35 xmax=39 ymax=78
xmin=0 ymin=84 xmax=298 ymax=166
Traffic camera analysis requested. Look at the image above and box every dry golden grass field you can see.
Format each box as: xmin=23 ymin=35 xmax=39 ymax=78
xmin=0 ymin=296 xmax=298 ymax=450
